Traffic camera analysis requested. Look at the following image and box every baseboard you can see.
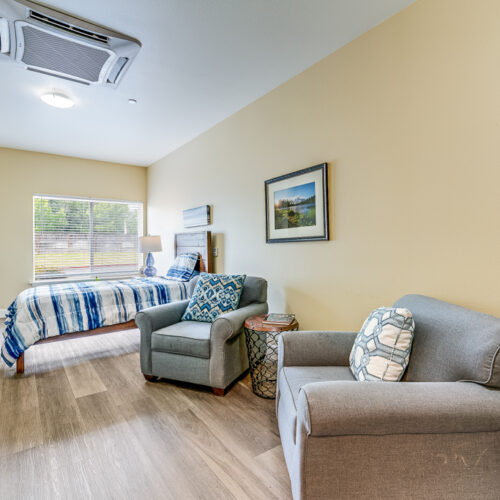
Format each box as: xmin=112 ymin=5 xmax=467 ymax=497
xmin=0 ymin=309 xmax=6 ymax=319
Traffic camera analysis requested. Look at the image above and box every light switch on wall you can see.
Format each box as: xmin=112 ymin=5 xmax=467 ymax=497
xmin=213 ymin=248 xmax=218 ymax=257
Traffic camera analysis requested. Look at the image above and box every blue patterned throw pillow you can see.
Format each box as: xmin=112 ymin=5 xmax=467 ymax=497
xmin=350 ymin=307 xmax=415 ymax=382
xmin=181 ymin=273 xmax=246 ymax=323
xmin=166 ymin=252 xmax=199 ymax=282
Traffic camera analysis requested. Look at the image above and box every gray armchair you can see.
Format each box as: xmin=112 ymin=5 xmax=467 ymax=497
xmin=135 ymin=276 xmax=268 ymax=395
xmin=277 ymin=295 xmax=500 ymax=499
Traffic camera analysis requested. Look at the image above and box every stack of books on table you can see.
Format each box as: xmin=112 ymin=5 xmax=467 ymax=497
xmin=262 ymin=313 xmax=295 ymax=326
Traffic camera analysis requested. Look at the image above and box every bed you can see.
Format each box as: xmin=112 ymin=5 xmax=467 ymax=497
xmin=2 ymin=231 xmax=212 ymax=374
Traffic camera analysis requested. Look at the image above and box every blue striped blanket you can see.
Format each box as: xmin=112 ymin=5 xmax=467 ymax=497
xmin=1 ymin=277 xmax=189 ymax=367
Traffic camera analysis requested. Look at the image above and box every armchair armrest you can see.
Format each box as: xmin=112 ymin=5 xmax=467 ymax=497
xmin=135 ymin=299 xmax=190 ymax=333
xmin=135 ymin=299 xmax=190 ymax=375
xmin=211 ymin=302 xmax=268 ymax=343
xmin=278 ymin=331 xmax=357 ymax=370
xmin=298 ymin=381 xmax=500 ymax=437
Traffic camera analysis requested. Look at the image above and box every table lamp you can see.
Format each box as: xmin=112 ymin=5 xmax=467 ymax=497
xmin=139 ymin=235 xmax=162 ymax=277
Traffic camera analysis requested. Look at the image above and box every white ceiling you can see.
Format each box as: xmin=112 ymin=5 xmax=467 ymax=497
xmin=0 ymin=0 xmax=414 ymax=166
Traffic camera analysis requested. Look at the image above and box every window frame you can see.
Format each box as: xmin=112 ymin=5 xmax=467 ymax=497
xmin=32 ymin=193 xmax=144 ymax=283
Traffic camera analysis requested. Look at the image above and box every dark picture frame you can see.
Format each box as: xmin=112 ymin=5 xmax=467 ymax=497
xmin=265 ymin=163 xmax=329 ymax=243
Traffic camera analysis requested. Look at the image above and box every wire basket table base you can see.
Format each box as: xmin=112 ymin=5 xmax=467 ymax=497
xmin=244 ymin=325 xmax=298 ymax=399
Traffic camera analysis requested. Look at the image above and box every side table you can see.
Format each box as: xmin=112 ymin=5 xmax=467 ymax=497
xmin=244 ymin=314 xmax=299 ymax=398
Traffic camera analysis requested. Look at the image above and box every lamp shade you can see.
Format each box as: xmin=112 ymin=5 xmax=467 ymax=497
xmin=139 ymin=235 xmax=162 ymax=253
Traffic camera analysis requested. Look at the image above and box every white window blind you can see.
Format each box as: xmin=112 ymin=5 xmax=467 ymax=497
xmin=33 ymin=195 xmax=143 ymax=281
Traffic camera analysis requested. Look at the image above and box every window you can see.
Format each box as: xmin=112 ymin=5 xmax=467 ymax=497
xmin=33 ymin=195 xmax=143 ymax=281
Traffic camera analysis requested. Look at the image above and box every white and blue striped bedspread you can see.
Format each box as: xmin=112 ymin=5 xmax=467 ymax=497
xmin=1 ymin=277 xmax=188 ymax=366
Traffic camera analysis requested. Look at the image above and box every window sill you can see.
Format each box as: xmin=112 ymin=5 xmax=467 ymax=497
xmin=31 ymin=273 xmax=142 ymax=286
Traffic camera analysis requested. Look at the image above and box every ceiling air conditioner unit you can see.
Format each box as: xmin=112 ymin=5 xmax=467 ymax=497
xmin=0 ymin=0 xmax=141 ymax=86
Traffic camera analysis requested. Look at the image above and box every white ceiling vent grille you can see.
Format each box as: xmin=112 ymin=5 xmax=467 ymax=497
xmin=28 ymin=9 xmax=109 ymax=43
xmin=20 ymin=24 xmax=111 ymax=83
xmin=1 ymin=0 xmax=141 ymax=87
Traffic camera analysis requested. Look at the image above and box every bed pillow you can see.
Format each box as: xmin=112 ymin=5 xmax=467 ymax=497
xmin=350 ymin=307 xmax=415 ymax=382
xmin=181 ymin=273 xmax=246 ymax=323
xmin=166 ymin=252 xmax=199 ymax=282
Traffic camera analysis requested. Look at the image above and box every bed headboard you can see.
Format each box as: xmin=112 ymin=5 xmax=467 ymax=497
xmin=174 ymin=231 xmax=213 ymax=273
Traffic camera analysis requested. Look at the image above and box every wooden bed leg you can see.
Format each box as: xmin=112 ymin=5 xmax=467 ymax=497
xmin=212 ymin=387 xmax=225 ymax=397
xmin=143 ymin=374 xmax=158 ymax=382
xmin=16 ymin=353 xmax=25 ymax=375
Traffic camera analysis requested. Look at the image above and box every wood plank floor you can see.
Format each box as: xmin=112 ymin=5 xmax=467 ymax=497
xmin=0 ymin=327 xmax=292 ymax=500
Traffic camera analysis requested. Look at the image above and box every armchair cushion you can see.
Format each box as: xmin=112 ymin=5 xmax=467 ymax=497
xmin=280 ymin=366 xmax=355 ymax=406
xmin=181 ymin=273 xmax=246 ymax=323
xmin=152 ymin=320 xmax=211 ymax=359
xmin=350 ymin=307 xmax=415 ymax=381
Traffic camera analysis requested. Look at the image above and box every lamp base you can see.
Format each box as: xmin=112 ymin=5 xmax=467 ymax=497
xmin=144 ymin=252 xmax=157 ymax=277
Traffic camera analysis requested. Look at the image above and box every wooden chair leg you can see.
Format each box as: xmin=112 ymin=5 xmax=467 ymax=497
xmin=16 ymin=353 xmax=25 ymax=374
xmin=212 ymin=387 xmax=225 ymax=396
xmin=143 ymin=374 xmax=158 ymax=382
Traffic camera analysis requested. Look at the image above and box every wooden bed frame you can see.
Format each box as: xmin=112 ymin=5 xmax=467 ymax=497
xmin=16 ymin=231 xmax=212 ymax=374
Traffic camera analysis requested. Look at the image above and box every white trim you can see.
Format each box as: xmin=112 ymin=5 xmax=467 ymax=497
xmin=33 ymin=193 xmax=143 ymax=205
xmin=0 ymin=309 xmax=7 ymax=319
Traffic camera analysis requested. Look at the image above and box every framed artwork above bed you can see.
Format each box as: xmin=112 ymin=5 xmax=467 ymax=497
xmin=265 ymin=163 xmax=329 ymax=243
xmin=183 ymin=205 xmax=211 ymax=228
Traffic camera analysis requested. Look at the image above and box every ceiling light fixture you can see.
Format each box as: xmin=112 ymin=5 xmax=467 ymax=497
xmin=40 ymin=92 xmax=74 ymax=109
xmin=128 ymin=98 xmax=137 ymax=104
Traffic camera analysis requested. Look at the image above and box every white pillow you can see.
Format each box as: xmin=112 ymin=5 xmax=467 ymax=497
xmin=350 ymin=307 xmax=415 ymax=381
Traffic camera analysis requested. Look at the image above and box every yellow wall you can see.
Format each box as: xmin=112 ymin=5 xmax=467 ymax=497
xmin=148 ymin=0 xmax=500 ymax=331
xmin=0 ymin=147 xmax=147 ymax=309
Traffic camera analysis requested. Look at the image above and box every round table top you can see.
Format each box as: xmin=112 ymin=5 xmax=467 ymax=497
xmin=244 ymin=314 xmax=298 ymax=332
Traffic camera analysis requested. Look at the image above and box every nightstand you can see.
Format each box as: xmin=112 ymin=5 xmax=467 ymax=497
xmin=244 ymin=314 xmax=299 ymax=398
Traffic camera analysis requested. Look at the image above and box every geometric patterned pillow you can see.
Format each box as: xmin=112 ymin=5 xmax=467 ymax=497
xmin=166 ymin=252 xmax=199 ymax=281
xmin=350 ymin=307 xmax=415 ymax=382
xmin=181 ymin=273 xmax=246 ymax=323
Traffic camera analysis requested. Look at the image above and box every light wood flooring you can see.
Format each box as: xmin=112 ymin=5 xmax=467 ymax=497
xmin=0 ymin=327 xmax=292 ymax=500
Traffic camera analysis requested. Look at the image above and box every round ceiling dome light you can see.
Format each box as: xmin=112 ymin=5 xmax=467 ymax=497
xmin=128 ymin=98 xmax=137 ymax=104
xmin=40 ymin=92 xmax=74 ymax=109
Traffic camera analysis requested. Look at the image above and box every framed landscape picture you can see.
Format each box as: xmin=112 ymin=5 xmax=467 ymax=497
xmin=265 ymin=163 xmax=329 ymax=243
